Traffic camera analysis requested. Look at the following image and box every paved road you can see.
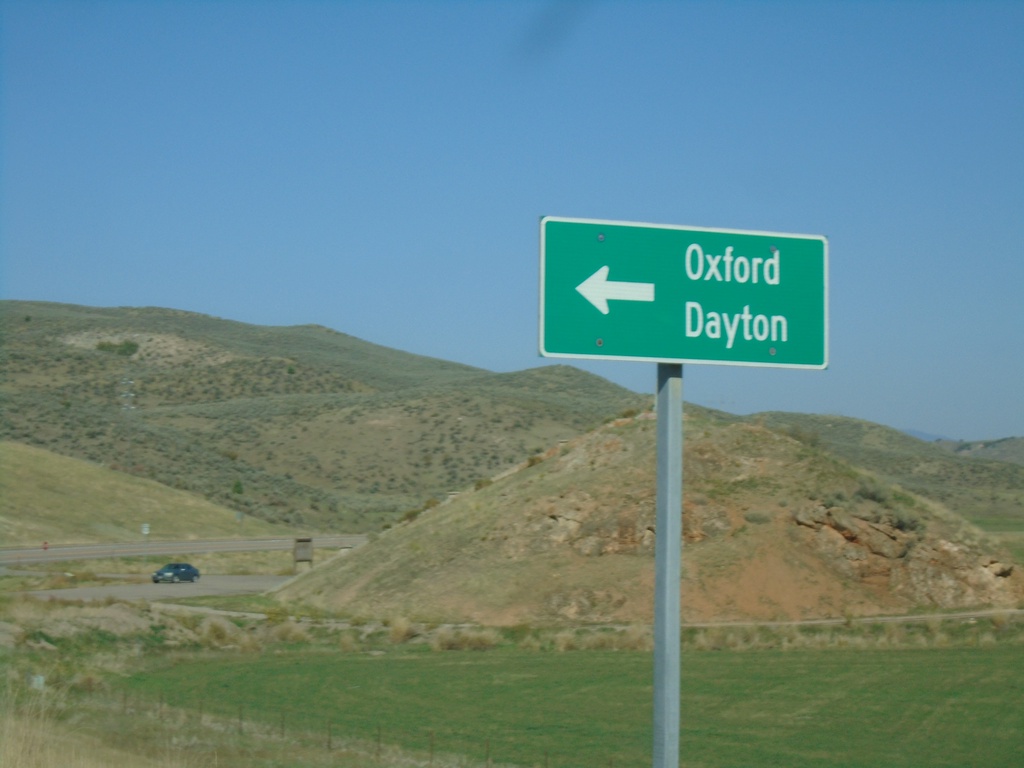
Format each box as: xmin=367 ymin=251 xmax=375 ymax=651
xmin=25 ymin=574 xmax=291 ymax=603
xmin=0 ymin=535 xmax=367 ymax=566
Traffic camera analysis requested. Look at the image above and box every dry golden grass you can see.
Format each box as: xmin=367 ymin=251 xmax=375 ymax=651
xmin=1 ymin=685 xmax=457 ymax=768
xmin=1 ymin=686 xmax=188 ymax=768
xmin=266 ymin=619 xmax=311 ymax=644
xmin=429 ymin=626 xmax=501 ymax=651
xmin=195 ymin=615 xmax=262 ymax=652
xmin=0 ymin=441 xmax=285 ymax=547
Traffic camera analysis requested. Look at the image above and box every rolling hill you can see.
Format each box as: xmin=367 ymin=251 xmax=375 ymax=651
xmin=276 ymin=407 xmax=1023 ymax=624
xmin=0 ymin=301 xmax=648 ymax=531
xmin=935 ymin=436 xmax=1024 ymax=466
xmin=0 ymin=441 xmax=285 ymax=546
xmin=751 ymin=412 xmax=1024 ymax=531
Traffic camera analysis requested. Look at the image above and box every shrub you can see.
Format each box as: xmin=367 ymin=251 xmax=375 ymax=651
xmin=553 ymin=630 xmax=578 ymax=652
xmin=95 ymin=340 xmax=139 ymax=356
xmin=388 ymin=616 xmax=415 ymax=644
xmin=337 ymin=630 xmax=361 ymax=653
xmin=517 ymin=633 xmax=544 ymax=651
xmin=785 ymin=426 xmax=821 ymax=447
xmin=68 ymin=671 xmax=106 ymax=693
xmin=171 ymin=612 xmax=203 ymax=633
xmin=743 ymin=511 xmax=772 ymax=525
xmin=855 ymin=478 xmax=890 ymax=505
xmin=892 ymin=490 xmax=916 ymax=507
xmin=268 ymin=620 xmax=310 ymax=644
xmin=621 ymin=625 xmax=654 ymax=651
xmin=198 ymin=616 xmax=241 ymax=648
xmin=576 ymin=626 xmax=653 ymax=651
xmin=401 ymin=508 xmax=421 ymax=523
xmin=430 ymin=627 xmax=457 ymax=650
xmin=457 ymin=628 xmax=500 ymax=650
xmin=990 ymin=613 xmax=1011 ymax=632
xmin=824 ymin=489 xmax=848 ymax=507
xmin=890 ymin=508 xmax=923 ymax=532
xmin=430 ymin=627 xmax=500 ymax=651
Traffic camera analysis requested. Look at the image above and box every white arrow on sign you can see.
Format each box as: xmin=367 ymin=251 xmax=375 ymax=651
xmin=575 ymin=266 xmax=655 ymax=315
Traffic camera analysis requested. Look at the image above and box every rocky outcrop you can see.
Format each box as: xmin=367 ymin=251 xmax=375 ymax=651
xmin=514 ymin=486 xmax=657 ymax=558
xmin=793 ymin=505 xmax=1021 ymax=609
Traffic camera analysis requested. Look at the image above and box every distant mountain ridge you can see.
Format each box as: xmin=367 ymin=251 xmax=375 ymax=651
xmin=901 ymin=428 xmax=949 ymax=443
xmin=935 ymin=437 xmax=1024 ymax=467
xmin=901 ymin=429 xmax=1024 ymax=467
xmin=752 ymin=412 xmax=1024 ymax=528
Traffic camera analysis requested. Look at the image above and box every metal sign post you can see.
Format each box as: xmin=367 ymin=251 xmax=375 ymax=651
xmin=539 ymin=215 xmax=827 ymax=768
xmin=653 ymin=363 xmax=683 ymax=768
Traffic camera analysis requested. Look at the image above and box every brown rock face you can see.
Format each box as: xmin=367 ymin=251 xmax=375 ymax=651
xmin=792 ymin=505 xmax=1021 ymax=610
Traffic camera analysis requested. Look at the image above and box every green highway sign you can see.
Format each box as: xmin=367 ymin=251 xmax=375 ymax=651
xmin=539 ymin=216 xmax=828 ymax=368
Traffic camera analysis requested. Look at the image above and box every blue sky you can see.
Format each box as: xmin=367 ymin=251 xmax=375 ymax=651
xmin=2 ymin=0 xmax=1022 ymax=440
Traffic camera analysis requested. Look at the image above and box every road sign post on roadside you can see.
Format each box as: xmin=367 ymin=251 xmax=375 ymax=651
xmin=539 ymin=216 xmax=828 ymax=768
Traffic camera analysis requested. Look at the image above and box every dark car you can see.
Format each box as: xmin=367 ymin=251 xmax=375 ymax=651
xmin=152 ymin=563 xmax=201 ymax=583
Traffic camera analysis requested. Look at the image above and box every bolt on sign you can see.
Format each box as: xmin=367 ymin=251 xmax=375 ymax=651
xmin=539 ymin=216 xmax=828 ymax=368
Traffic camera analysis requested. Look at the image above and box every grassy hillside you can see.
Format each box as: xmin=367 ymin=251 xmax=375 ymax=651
xmin=0 ymin=441 xmax=285 ymax=545
xmin=277 ymin=407 xmax=1023 ymax=624
xmin=0 ymin=301 xmax=646 ymax=531
xmin=752 ymin=412 xmax=1024 ymax=532
xmin=935 ymin=436 xmax=1024 ymax=466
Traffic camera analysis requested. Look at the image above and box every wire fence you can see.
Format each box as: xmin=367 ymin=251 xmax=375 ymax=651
xmin=98 ymin=687 xmax=629 ymax=768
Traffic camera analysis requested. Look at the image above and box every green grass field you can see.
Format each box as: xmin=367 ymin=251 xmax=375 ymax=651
xmin=123 ymin=644 xmax=1024 ymax=767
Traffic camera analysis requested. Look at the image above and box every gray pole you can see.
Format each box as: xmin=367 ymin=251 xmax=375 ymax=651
xmin=653 ymin=362 xmax=683 ymax=768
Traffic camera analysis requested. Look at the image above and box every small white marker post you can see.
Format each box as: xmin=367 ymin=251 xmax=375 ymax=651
xmin=653 ymin=363 xmax=682 ymax=768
